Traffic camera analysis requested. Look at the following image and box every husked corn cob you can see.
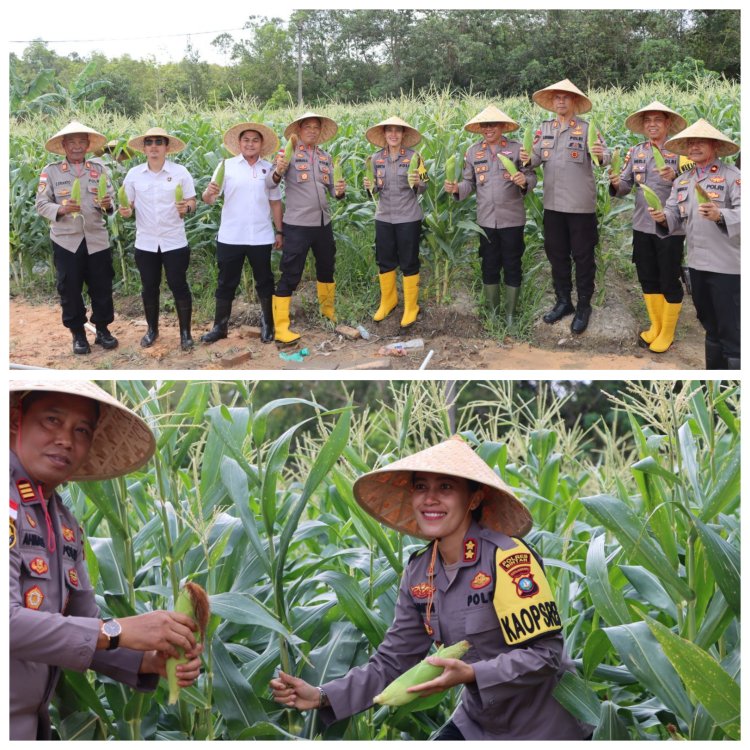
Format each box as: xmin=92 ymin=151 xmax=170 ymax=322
xmin=166 ymin=582 xmax=210 ymax=705
xmin=497 ymin=153 xmax=518 ymax=176
xmin=117 ymin=185 xmax=130 ymax=209
xmin=695 ymin=184 xmax=712 ymax=204
xmin=372 ymin=640 xmax=471 ymax=707
xmin=652 ymin=146 xmax=666 ymax=170
xmin=212 ymin=159 xmax=226 ymax=189
xmin=640 ymin=183 xmax=663 ymax=212
xmin=175 ymin=183 xmax=183 ymax=202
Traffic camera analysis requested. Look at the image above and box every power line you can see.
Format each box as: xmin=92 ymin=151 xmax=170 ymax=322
xmin=9 ymin=27 xmax=247 ymax=45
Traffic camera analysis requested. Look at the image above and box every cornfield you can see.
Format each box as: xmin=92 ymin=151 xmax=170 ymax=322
xmin=46 ymin=379 xmax=739 ymax=740
xmin=9 ymin=78 xmax=741 ymax=333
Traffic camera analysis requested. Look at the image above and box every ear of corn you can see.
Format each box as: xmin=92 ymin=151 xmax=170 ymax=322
xmin=407 ymin=152 xmax=420 ymax=187
xmin=372 ymin=640 xmax=471 ymax=707
xmin=652 ymin=146 xmax=666 ymax=170
xmin=212 ymin=159 xmax=225 ymax=189
xmin=610 ymin=148 xmax=622 ymax=175
xmin=453 ymin=154 xmax=463 ymax=183
xmin=588 ymin=119 xmax=600 ymax=166
xmin=523 ymin=128 xmax=534 ymax=165
xmin=98 ymin=174 xmax=107 ymax=201
xmin=695 ymin=184 xmax=712 ymax=204
xmin=640 ymin=183 xmax=663 ymax=212
xmin=70 ymin=177 xmax=81 ymax=218
xmin=333 ymin=157 xmax=343 ymax=183
xmin=175 ymin=183 xmax=183 ymax=203
xmin=365 ymin=155 xmax=378 ymax=203
xmin=445 ymin=154 xmax=456 ymax=183
xmin=498 ymin=153 xmax=518 ymax=176
xmin=166 ymin=582 xmax=210 ymax=705
xmin=117 ymin=185 xmax=130 ymax=209
xmin=283 ymin=134 xmax=297 ymax=162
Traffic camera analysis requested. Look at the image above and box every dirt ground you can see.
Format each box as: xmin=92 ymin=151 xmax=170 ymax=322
xmin=10 ymin=289 xmax=705 ymax=371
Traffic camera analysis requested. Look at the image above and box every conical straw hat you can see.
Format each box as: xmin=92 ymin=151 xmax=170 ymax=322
xmin=664 ymin=119 xmax=740 ymax=158
xmin=532 ymin=79 xmax=592 ymax=114
xmin=284 ymin=112 xmax=338 ymax=143
xmin=223 ymin=121 xmax=280 ymax=158
xmin=128 ymin=127 xmax=186 ymax=155
xmin=45 ymin=121 xmax=108 ymax=156
xmin=464 ymin=105 xmax=519 ymax=134
xmin=10 ymin=381 xmax=156 ymax=482
xmin=624 ymin=100 xmax=687 ymax=136
xmin=353 ymin=435 xmax=532 ymax=539
xmin=366 ymin=116 xmax=422 ymax=147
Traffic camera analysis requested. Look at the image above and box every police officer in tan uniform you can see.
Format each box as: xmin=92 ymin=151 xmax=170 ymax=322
xmin=609 ymin=101 xmax=688 ymax=353
xmin=35 ymin=122 xmax=118 ymax=355
xmin=445 ymin=106 xmax=537 ymax=325
xmin=10 ymin=381 xmax=202 ymax=740
xmin=523 ymin=80 xmax=610 ymax=334
xmin=271 ymin=437 xmax=591 ymax=741
xmin=364 ymin=116 xmax=427 ymax=328
xmin=268 ymin=112 xmax=346 ymax=343
xmin=649 ymin=120 xmax=741 ymax=369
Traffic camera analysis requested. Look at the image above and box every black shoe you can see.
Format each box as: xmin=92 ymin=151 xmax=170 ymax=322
xmin=200 ymin=324 xmax=228 ymax=344
xmin=543 ymin=298 xmax=575 ymax=324
xmin=94 ymin=326 xmax=118 ymax=349
xmin=201 ymin=298 xmax=231 ymax=344
xmin=571 ymin=305 xmax=592 ymax=334
xmin=72 ymin=329 xmax=90 ymax=355
xmin=259 ymin=296 xmax=274 ymax=343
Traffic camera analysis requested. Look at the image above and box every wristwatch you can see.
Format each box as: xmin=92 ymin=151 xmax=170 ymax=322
xmin=101 ymin=618 xmax=122 ymax=650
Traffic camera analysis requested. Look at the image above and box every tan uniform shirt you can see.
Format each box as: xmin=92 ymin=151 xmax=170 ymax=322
xmin=530 ymin=117 xmax=610 ymax=213
xmin=371 ymin=147 xmax=426 ymax=223
xmin=35 ymin=158 xmax=115 ymax=254
xmin=656 ymin=160 xmax=741 ymax=274
xmin=9 ymin=451 xmax=156 ymax=740
xmin=266 ymin=143 xmax=337 ymax=227
xmin=611 ymin=141 xmax=685 ymax=235
xmin=456 ymin=138 xmax=537 ymax=228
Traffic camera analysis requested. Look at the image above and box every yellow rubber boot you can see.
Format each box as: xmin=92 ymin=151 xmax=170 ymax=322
xmin=272 ymin=295 xmax=301 ymax=343
xmin=373 ymin=270 xmax=398 ymax=321
xmin=400 ymin=273 xmax=420 ymax=328
xmin=649 ymin=301 xmax=682 ymax=353
xmin=640 ymin=293 xmax=664 ymax=346
xmin=317 ymin=281 xmax=336 ymax=322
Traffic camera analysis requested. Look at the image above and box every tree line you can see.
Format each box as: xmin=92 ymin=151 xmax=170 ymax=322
xmin=10 ymin=9 xmax=739 ymax=118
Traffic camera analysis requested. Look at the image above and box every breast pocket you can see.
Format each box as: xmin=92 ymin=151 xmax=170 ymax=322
xmin=463 ymin=604 xmax=502 ymax=655
xmin=540 ymin=138 xmax=555 ymax=162
xmin=566 ymin=144 xmax=585 ymax=163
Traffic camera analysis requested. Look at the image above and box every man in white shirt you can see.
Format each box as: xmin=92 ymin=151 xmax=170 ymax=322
xmin=119 ymin=127 xmax=197 ymax=351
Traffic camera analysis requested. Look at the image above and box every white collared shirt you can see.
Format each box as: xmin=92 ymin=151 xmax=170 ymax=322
xmin=123 ymin=160 xmax=196 ymax=252
xmin=217 ymin=155 xmax=281 ymax=245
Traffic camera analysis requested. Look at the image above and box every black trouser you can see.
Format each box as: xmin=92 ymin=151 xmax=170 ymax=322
xmin=275 ymin=222 xmax=336 ymax=296
xmin=134 ymin=246 xmax=191 ymax=301
xmin=478 ymin=225 xmax=525 ymax=286
xmin=543 ymin=210 xmax=598 ymax=300
xmin=689 ymin=268 xmax=740 ymax=358
xmin=215 ymin=241 xmax=274 ymax=300
xmin=632 ymin=230 xmax=684 ymax=302
xmin=53 ymin=239 xmax=114 ymax=330
xmin=374 ymin=219 xmax=421 ymax=276
xmin=433 ymin=720 xmax=464 ymax=741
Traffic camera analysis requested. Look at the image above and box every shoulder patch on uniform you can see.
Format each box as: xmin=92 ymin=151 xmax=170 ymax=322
xmin=10 ymin=518 xmax=16 ymax=548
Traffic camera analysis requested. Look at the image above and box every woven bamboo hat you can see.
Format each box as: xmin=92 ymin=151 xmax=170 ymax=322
xmin=624 ymin=100 xmax=687 ymax=137
xmin=284 ymin=112 xmax=338 ymax=143
xmin=664 ymin=119 xmax=740 ymax=158
xmin=464 ymin=105 xmax=519 ymax=134
xmin=45 ymin=121 xmax=108 ymax=156
xmin=223 ymin=121 xmax=280 ymax=158
xmin=532 ymin=79 xmax=592 ymax=114
xmin=128 ymin=127 xmax=186 ymax=155
xmin=10 ymin=381 xmax=156 ymax=482
xmin=366 ymin=116 xmax=422 ymax=147
xmin=353 ymin=435 xmax=532 ymax=539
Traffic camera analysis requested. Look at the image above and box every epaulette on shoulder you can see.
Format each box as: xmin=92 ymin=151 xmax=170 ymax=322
xmin=408 ymin=542 xmax=432 ymax=564
xmin=677 ymin=156 xmax=695 ymax=175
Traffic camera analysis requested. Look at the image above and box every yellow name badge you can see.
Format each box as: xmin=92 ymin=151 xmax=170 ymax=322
xmin=493 ymin=538 xmax=562 ymax=645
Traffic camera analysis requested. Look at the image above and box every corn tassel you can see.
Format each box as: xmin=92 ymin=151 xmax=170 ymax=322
xmin=333 ymin=157 xmax=343 ymax=183
xmin=70 ymin=177 xmax=81 ymax=218
xmin=97 ymin=174 xmax=107 ymax=201
xmin=610 ymin=147 xmax=622 ymax=175
xmin=652 ymin=145 xmax=666 ymax=170
xmin=695 ymin=184 xmax=712 ymax=205
xmin=166 ymin=582 xmax=210 ymax=705
xmin=523 ymin=127 xmax=534 ymax=165
xmin=497 ymin=153 xmax=518 ymax=176
xmin=373 ymin=640 xmax=471 ymax=707
xmin=640 ymin=183 xmax=663 ymax=212
xmin=587 ymin=119 xmax=600 ymax=166
xmin=117 ymin=186 xmax=130 ymax=209
xmin=212 ymin=159 xmax=226 ymax=189
xmin=174 ymin=183 xmax=183 ymax=203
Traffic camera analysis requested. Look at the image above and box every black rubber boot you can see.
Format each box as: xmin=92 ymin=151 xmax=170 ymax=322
xmin=570 ymin=299 xmax=592 ymax=334
xmin=72 ymin=328 xmax=90 ymax=355
xmin=175 ymin=297 xmax=194 ymax=351
xmin=543 ymin=291 xmax=575 ymax=324
xmin=705 ymin=338 xmax=726 ymax=370
xmin=201 ymin=298 xmax=232 ymax=344
xmin=141 ymin=295 xmax=160 ymax=348
xmin=259 ymin=296 xmax=274 ymax=343
xmin=726 ymin=357 xmax=741 ymax=371
xmin=94 ymin=325 xmax=118 ymax=349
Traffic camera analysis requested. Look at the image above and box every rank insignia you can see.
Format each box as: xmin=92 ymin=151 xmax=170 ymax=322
xmin=61 ymin=162 xmax=69 ymax=172
xmin=710 ymin=177 xmax=725 ymax=183
xmin=62 ymin=526 xmax=75 ymax=543
xmin=553 ymin=121 xmax=560 ymax=129
xmin=411 ymin=582 xmax=435 ymax=599
xmin=569 ymin=120 xmax=576 ymax=127
xmin=471 ymin=571 xmax=491 ymax=589
xmin=25 ymin=586 xmax=44 ymax=610
xmin=68 ymin=569 xmax=79 ymax=587
xmin=679 ymin=180 xmax=689 ymax=185
xmin=10 ymin=519 xmax=16 ymax=549
xmin=17 ymin=480 xmax=36 ymax=503
xmin=30 ymin=557 xmax=49 ymax=575
xmin=464 ymin=538 xmax=477 ymax=562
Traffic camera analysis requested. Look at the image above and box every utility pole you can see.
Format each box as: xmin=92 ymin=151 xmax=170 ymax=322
xmin=297 ymin=21 xmax=303 ymax=105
